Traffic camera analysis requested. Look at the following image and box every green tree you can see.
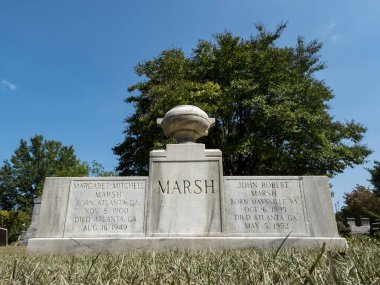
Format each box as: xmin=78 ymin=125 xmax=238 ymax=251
xmin=0 ymin=135 xmax=89 ymax=213
xmin=340 ymin=185 xmax=380 ymax=221
xmin=89 ymin=160 xmax=117 ymax=177
xmin=114 ymin=24 xmax=371 ymax=176
xmin=0 ymin=210 xmax=31 ymax=243
xmin=368 ymin=161 xmax=380 ymax=196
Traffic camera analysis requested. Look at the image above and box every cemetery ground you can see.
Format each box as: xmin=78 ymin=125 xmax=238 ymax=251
xmin=0 ymin=238 xmax=379 ymax=284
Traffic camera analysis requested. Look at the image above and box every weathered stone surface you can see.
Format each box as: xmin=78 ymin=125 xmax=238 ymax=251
xmin=29 ymin=167 xmax=347 ymax=252
xmin=64 ymin=178 xmax=146 ymax=237
xmin=147 ymin=144 xmax=223 ymax=236
xmin=0 ymin=228 xmax=7 ymax=246
xmin=29 ymin=174 xmax=347 ymax=252
xmin=36 ymin=177 xmax=72 ymax=238
xmin=224 ymin=176 xmax=342 ymax=240
xmin=32 ymin=177 xmax=147 ymax=240
xmin=347 ymin=218 xmax=371 ymax=236
xmin=28 ymin=237 xmax=346 ymax=253
xmin=157 ymin=105 xmax=215 ymax=143
xmin=18 ymin=197 xmax=41 ymax=245
xmin=225 ymin=177 xmax=309 ymax=236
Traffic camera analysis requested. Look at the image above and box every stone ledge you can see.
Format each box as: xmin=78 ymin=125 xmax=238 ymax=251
xmin=28 ymin=237 xmax=347 ymax=253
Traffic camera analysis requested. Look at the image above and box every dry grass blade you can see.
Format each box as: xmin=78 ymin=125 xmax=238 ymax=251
xmin=327 ymin=251 xmax=340 ymax=285
xmin=117 ymin=254 xmax=125 ymax=285
xmin=352 ymin=255 xmax=367 ymax=285
xmin=25 ymin=261 xmax=40 ymax=283
xmin=84 ymin=253 xmax=100 ymax=283
xmin=273 ymin=231 xmax=292 ymax=259
xmin=67 ymin=255 xmax=76 ymax=283
xmin=11 ymin=259 xmax=17 ymax=281
xmin=308 ymin=243 xmax=326 ymax=276
xmin=300 ymin=242 xmax=326 ymax=285
xmin=181 ymin=264 xmax=191 ymax=285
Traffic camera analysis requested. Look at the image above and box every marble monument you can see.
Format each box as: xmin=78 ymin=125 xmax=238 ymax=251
xmin=28 ymin=105 xmax=347 ymax=253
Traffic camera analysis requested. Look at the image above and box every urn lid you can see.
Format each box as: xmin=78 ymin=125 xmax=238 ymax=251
xmin=157 ymin=105 xmax=215 ymax=143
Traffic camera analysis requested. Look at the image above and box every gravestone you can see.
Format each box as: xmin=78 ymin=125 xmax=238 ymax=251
xmin=28 ymin=105 xmax=347 ymax=253
xmin=0 ymin=228 xmax=7 ymax=246
xmin=347 ymin=218 xmax=371 ymax=236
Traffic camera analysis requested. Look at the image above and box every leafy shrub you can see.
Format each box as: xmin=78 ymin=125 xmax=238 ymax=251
xmin=0 ymin=210 xmax=31 ymax=243
xmin=335 ymin=212 xmax=351 ymax=237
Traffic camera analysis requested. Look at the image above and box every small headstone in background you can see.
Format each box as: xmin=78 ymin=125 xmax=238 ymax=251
xmin=372 ymin=220 xmax=380 ymax=234
xmin=0 ymin=228 xmax=8 ymax=246
xmin=347 ymin=218 xmax=371 ymax=236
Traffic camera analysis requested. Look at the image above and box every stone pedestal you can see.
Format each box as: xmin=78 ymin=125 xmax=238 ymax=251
xmin=28 ymin=237 xmax=345 ymax=253
xmin=147 ymin=144 xmax=223 ymax=236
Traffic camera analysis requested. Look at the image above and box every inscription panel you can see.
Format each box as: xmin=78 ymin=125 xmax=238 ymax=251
xmin=225 ymin=177 xmax=310 ymax=236
xmin=64 ymin=178 xmax=147 ymax=237
xmin=149 ymin=160 xmax=222 ymax=236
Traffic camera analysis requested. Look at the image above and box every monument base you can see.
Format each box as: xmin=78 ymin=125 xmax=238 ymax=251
xmin=28 ymin=237 xmax=347 ymax=253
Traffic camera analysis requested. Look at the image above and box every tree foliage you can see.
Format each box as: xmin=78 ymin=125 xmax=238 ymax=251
xmin=0 ymin=210 xmax=31 ymax=243
xmin=0 ymin=135 xmax=89 ymax=213
xmin=89 ymin=160 xmax=117 ymax=177
xmin=340 ymin=185 xmax=380 ymax=221
xmin=337 ymin=161 xmax=380 ymax=236
xmin=114 ymin=24 xmax=371 ymax=176
xmin=368 ymin=161 xmax=380 ymax=196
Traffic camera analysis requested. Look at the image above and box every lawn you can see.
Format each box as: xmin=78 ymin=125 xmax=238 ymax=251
xmin=0 ymin=238 xmax=379 ymax=284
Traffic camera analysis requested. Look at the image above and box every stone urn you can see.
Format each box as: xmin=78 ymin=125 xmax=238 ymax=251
xmin=157 ymin=105 xmax=215 ymax=143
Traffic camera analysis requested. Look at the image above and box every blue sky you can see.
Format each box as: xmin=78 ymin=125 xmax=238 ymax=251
xmin=1 ymin=0 xmax=379 ymax=209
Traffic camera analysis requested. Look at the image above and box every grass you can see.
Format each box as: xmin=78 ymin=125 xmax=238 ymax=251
xmin=0 ymin=238 xmax=379 ymax=284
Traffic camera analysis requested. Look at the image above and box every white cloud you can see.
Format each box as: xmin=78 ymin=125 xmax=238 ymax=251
xmin=327 ymin=22 xmax=336 ymax=31
xmin=326 ymin=23 xmax=340 ymax=43
xmin=315 ymin=21 xmax=340 ymax=45
xmin=0 ymin=79 xmax=17 ymax=91
xmin=330 ymin=34 xmax=339 ymax=43
xmin=316 ymin=22 xmax=337 ymax=37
